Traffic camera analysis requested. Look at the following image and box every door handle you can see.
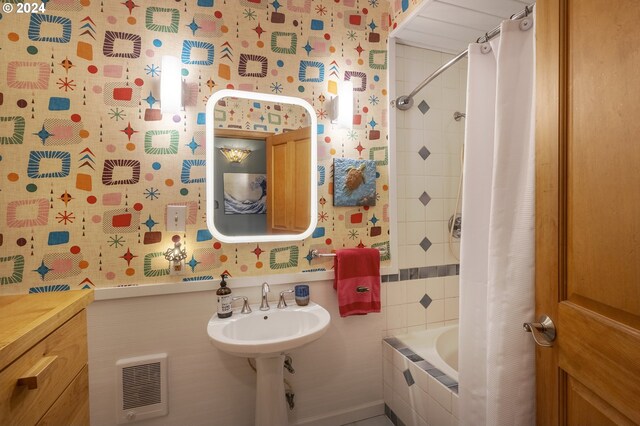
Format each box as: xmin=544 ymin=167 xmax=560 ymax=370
xmin=523 ymin=315 xmax=556 ymax=347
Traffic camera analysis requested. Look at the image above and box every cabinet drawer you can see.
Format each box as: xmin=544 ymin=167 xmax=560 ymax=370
xmin=0 ymin=310 xmax=87 ymax=426
xmin=37 ymin=365 xmax=89 ymax=426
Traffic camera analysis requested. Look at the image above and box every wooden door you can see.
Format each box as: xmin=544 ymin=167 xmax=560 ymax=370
xmin=536 ymin=0 xmax=640 ymax=424
xmin=265 ymin=127 xmax=311 ymax=234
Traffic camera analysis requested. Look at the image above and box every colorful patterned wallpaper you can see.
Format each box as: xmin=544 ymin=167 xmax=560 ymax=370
xmin=0 ymin=0 xmax=393 ymax=294
xmin=214 ymin=96 xmax=311 ymax=133
xmin=389 ymin=0 xmax=425 ymax=29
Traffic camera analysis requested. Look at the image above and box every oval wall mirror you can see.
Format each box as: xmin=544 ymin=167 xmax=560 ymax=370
xmin=205 ymin=89 xmax=318 ymax=243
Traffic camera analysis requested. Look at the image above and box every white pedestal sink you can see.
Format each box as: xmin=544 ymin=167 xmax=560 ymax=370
xmin=207 ymin=302 xmax=330 ymax=426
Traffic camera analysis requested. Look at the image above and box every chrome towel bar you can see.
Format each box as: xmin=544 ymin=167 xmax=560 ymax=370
xmin=308 ymin=248 xmax=387 ymax=259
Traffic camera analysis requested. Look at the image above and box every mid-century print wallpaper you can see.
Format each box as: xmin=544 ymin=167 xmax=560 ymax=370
xmin=389 ymin=0 xmax=426 ymax=29
xmin=0 ymin=0 xmax=394 ymax=293
xmin=214 ymin=96 xmax=310 ymax=133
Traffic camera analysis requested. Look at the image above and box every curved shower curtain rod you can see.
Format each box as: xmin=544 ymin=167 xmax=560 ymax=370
xmin=394 ymin=3 xmax=535 ymax=111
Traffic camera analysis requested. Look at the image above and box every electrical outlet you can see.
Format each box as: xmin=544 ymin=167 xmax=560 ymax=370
xmin=169 ymin=259 xmax=185 ymax=275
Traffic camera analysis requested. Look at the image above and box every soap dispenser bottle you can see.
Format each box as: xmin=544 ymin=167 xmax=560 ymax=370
xmin=216 ymin=273 xmax=232 ymax=318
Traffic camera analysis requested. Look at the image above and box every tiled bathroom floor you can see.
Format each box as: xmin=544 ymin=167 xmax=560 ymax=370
xmin=342 ymin=415 xmax=394 ymax=426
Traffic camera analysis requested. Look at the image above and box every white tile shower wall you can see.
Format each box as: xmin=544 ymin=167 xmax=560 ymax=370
xmin=386 ymin=44 xmax=466 ymax=335
xmin=396 ymin=44 xmax=466 ymax=269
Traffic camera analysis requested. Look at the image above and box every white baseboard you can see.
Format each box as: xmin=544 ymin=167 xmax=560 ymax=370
xmin=294 ymin=400 xmax=385 ymax=426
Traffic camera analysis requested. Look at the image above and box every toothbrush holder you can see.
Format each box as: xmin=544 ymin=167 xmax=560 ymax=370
xmin=294 ymin=284 xmax=310 ymax=306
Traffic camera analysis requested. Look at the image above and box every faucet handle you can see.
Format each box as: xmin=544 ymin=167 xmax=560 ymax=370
xmin=231 ymin=296 xmax=252 ymax=314
xmin=277 ymin=289 xmax=295 ymax=309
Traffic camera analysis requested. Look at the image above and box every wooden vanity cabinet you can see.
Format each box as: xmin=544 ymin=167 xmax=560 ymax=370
xmin=0 ymin=291 xmax=94 ymax=426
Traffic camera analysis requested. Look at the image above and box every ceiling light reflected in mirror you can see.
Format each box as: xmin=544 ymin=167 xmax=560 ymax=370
xmin=219 ymin=147 xmax=252 ymax=163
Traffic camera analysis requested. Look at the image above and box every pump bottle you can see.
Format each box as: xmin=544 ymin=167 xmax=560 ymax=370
xmin=216 ymin=273 xmax=232 ymax=318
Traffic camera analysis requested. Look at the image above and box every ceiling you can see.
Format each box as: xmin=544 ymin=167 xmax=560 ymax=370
xmin=391 ymin=0 xmax=533 ymax=54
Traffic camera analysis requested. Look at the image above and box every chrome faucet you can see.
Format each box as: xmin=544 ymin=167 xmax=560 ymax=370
xmin=260 ymin=282 xmax=270 ymax=311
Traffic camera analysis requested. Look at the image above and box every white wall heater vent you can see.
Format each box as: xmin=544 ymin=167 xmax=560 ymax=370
xmin=116 ymin=353 xmax=168 ymax=424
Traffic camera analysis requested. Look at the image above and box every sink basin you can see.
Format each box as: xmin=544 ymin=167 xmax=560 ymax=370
xmin=207 ymin=301 xmax=330 ymax=358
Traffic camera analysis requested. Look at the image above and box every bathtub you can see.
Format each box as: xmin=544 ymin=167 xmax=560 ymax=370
xmin=394 ymin=324 xmax=458 ymax=382
xmin=383 ymin=325 xmax=459 ymax=425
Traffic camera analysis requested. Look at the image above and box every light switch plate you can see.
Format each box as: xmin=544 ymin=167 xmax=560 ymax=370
xmin=166 ymin=205 xmax=187 ymax=232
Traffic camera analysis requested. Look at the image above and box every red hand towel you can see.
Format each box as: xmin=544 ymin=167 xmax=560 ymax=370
xmin=333 ymin=248 xmax=381 ymax=317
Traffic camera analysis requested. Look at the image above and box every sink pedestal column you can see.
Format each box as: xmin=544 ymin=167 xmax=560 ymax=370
xmin=255 ymin=355 xmax=288 ymax=426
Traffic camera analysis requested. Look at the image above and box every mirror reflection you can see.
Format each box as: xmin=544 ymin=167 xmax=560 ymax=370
xmin=206 ymin=90 xmax=317 ymax=243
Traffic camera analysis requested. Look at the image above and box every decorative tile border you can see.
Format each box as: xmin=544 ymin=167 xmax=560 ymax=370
xmin=381 ymin=263 xmax=459 ymax=283
xmin=384 ymin=404 xmax=405 ymax=426
xmin=383 ymin=337 xmax=458 ymax=394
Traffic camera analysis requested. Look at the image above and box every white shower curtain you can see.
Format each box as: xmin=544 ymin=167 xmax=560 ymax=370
xmin=458 ymin=12 xmax=536 ymax=426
